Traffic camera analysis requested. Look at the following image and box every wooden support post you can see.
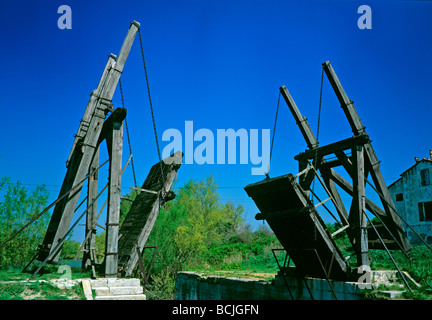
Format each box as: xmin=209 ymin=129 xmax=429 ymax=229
xmin=104 ymin=119 xmax=123 ymax=277
xmin=82 ymin=147 xmax=99 ymax=269
xmin=350 ymin=145 xmax=369 ymax=268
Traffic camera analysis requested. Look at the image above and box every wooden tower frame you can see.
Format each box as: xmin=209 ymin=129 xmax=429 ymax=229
xmin=36 ymin=21 xmax=140 ymax=277
xmin=279 ymin=61 xmax=411 ymax=269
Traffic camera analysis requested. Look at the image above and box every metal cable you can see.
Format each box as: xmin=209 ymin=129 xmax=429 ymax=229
xmin=119 ymin=78 xmax=138 ymax=187
xmin=137 ymin=27 xmax=165 ymax=185
xmin=265 ymin=91 xmax=281 ymax=178
xmin=311 ymin=68 xmax=325 ymax=202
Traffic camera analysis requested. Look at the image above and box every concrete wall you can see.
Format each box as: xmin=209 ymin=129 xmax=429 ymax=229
xmin=175 ymin=271 xmax=374 ymax=300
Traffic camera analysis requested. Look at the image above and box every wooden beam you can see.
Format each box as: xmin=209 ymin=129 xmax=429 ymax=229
xmin=82 ymin=147 xmax=99 ymax=270
xmin=279 ymin=85 xmax=318 ymax=149
xmin=294 ymin=134 xmax=369 ymax=161
xmin=327 ymin=169 xmax=388 ymax=220
xmin=255 ymin=207 xmax=312 ymax=220
xmin=318 ymin=158 xmax=344 ymax=170
xmin=319 ymin=167 xmax=349 ymax=226
xmin=130 ymin=186 xmax=158 ymax=195
xmin=334 ymin=151 xmax=353 ymax=173
xmin=350 ymin=144 xmax=369 ymax=267
xmin=104 ymin=118 xmax=123 ymax=277
xmin=364 ymin=144 xmax=411 ymax=252
xmin=97 ymin=21 xmax=140 ymax=105
xmin=67 ymin=54 xmax=116 ymax=168
xmin=322 ymin=61 xmax=366 ymax=136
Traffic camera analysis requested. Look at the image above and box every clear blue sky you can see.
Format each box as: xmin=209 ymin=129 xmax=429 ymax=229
xmin=1 ymin=0 xmax=432 ymax=241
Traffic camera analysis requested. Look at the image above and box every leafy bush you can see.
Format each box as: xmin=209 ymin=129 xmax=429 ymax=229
xmin=0 ymin=178 xmax=50 ymax=269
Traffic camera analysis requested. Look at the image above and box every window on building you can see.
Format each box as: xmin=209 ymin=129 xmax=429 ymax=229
xmin=419 ymin=203 xmax=424 ymax=221
xmin=426 ymin=202 xmax=432 ymax=221
xmin=396 ymin=193 xmax=403 ymax=201
xmin=421 ymin=169 xmax=430 ymax=186
xmin=418 ymin=201 xmax=432 ymax=222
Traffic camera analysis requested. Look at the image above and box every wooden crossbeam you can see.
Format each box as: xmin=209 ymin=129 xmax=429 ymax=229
xmin=294 ymin=134 xmax=370 ymax=162
xmin=130 ymin=186 xmax=158 ymax=195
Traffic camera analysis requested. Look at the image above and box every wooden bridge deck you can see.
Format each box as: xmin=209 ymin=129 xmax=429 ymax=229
xmin=117 ymin=151 xmax=183 ymax=276
xmin=245 ymin=174 xmax=352 ymax=281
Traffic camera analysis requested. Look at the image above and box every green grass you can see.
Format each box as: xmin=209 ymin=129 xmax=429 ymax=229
xmin=0 ymin=264 xmax=90 ymax=300
xmin=0 ymin=264 xmax=92 ymax=282
xmin=0 ymin=280 xmax=86 ymax=300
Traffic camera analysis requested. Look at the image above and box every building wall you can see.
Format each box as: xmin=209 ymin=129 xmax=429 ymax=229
xmin=389 ymin=160 xmax=432 ymax=245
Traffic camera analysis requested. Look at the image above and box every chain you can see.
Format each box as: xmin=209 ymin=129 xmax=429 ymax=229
xmin=265 ymin=91 xmax=281 ymax=178
xmin=313 ymin=68 xmax=324 ymax=243
xmin=119 ymin=78 xmax=138 ymax=187
xmin=311 ymin=68 xmax=324 ymax=202
xmin=137 ymin=27 xmax=166 ymax=186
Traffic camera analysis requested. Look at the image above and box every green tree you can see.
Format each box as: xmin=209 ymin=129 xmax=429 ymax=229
xmin=147 ymin=175 xmax=244 ymax=270
xmin=123 ymin=175 xmax=245 ymax=299
xmin=0 ymin=177 xmax=50 ymax=269
xmin=60 ymin=240 xmax=82 ymax=260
